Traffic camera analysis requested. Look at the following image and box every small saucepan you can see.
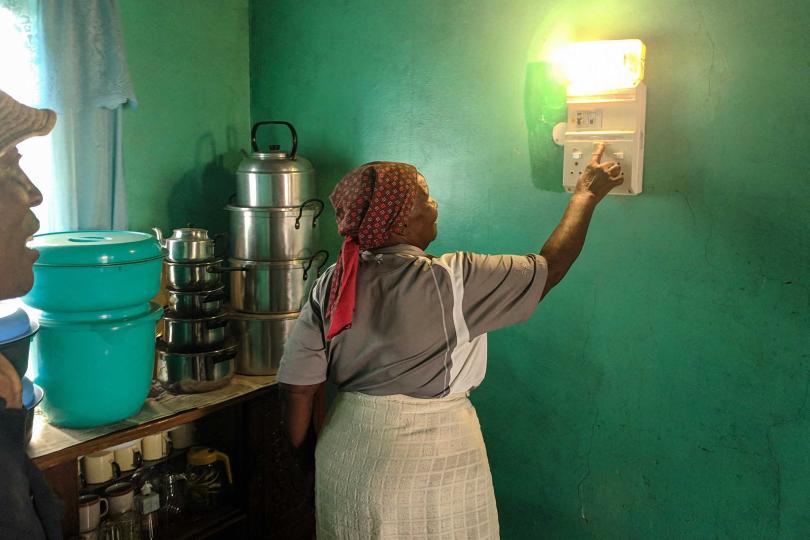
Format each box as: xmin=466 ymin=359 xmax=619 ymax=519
xmin=162 ymin=309 xmax=229 ymax=350
xmin=166 ymin=285 xmax=226 ymax=316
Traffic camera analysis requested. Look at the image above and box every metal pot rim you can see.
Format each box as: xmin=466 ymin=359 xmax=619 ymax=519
xmin=163 ymin=258 xmax=224 ymax=269
xmin=166 ymin=284 xmax=226 ymax=295
xmin=162 ymin=308 xmax=230 ymax=322
xmin=224 ymin=204 xmax=321 ymax=214
xmin=229 ymin=311 xmax=300 ymax=322
xmin=226 ymin=258 xmax=321 ymax=268
xmin=155 ymin=337 xmax=238 ymax=356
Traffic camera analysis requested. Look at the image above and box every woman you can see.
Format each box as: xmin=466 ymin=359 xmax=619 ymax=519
xmin=279 ymin=152 xmax=622 ymax=539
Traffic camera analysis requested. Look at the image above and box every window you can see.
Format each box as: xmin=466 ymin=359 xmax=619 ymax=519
xmin=0 ymin=4 xmax=57 ymax=233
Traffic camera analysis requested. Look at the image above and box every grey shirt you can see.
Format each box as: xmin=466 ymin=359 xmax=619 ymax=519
xmin=277 ymin=244 xmax=548 ymax=398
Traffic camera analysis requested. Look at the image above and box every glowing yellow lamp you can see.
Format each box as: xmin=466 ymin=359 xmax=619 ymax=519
xmin=550 ymin=39 xmax=648 ymax=195
xmin=552 ymin=39 xmax=646 ymax=96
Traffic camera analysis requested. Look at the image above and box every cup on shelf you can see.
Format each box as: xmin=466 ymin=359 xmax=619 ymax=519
xmin=111 ymin=440 xmax=143 ymax=472
xmin=141 ymin=431 xmax=171 ymax=461
xmin=79 ymin=528 xmax=98 ymax=540
xmin=78 ymin=494 xmax=108 ymax=533
xmin=83 ymin=451 xmax=120 ymax=485
xmin=104 ymin=481 xmax=135 ymax=515
xmin=168 ymin=423 xmax=195 ymax=450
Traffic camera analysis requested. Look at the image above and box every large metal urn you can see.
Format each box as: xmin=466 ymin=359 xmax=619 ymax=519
xmin=228 ymin=121 xmax=328 ymax=376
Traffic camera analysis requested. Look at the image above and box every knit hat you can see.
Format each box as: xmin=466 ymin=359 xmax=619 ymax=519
xmin=0 ymin=89 xmax=56 ymax=157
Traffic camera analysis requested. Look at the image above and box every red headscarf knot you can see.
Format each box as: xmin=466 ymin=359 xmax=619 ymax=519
xmin=326 ymin=162 xmax=418 ymax=339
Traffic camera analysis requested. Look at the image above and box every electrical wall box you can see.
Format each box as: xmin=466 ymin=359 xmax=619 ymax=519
xmin=555 ymin=83 xmax=646 ymax=195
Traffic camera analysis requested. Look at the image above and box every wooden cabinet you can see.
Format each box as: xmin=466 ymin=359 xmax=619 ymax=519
xmin=33 ymin=383 xmax=315 ymax=539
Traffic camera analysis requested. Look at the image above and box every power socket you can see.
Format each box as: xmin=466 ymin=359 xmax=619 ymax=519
xmin=563 ymin=139 xmax=636 ymax=194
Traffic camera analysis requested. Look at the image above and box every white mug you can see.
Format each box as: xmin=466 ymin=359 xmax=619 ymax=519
xmin=104 ymin=481 xmax=134 ymax=515
xmin=168 ymin=423 xmax=195 ymax=450
xmin=83 ymin=451 xmax=119 ymax=485
xmin=79 ymin=529 xmax=98 ymax=540
xmin=111 ymin=440 xmax=142 ymax=472
xmin=78 ymin=494 xmax=108 ymax=533
xmin=141 ymin=432 xmax=170 ymax=461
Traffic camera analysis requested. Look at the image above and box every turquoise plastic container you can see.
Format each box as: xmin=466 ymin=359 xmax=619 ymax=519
xmin=22 ymin=231 xmax=162 ymax=313
xmin=34 ymin=303 xmax=162 ymax=428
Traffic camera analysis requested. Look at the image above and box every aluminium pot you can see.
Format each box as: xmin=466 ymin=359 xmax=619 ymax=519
xmin=152 ymin=227 xmax=224 ymax=263
xmin=235 ymin=121 xmax=316 ymax=207
xmin=226 ymin=200 xmax=324 ymax=261
xmin=156 ymin=338 xmax=237 ymax=394
xmin=162 ymin=309 xmax=229 ymax=350
xmin=22 ymin=231 xmax=162 ymax=313
xmin=166 ymin=285 xmax=226 ymax=316
xmin=230 ymin=312 xmax=300 ymax=376
xmin=229 ymin=251 xmax=329 ymax=313
xmin=34 ymin=302 xmax=162 ymax=428
xmin=164 ymin=259 xmax=240 ymax=291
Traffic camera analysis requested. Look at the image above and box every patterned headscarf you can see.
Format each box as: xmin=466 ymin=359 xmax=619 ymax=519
xmin=326 ymin=162 xmax=419 ymax=339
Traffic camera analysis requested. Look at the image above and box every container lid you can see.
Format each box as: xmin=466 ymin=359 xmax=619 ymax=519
xmin=0 ymin=301 xmax=38 ymax=346
xmin=237 ymin=152 xmax=314 ymax=175
xmin=167 ymin=228 xmax=212 ymax=242
xmin=30 ymin=231 xmax=162 ymax=267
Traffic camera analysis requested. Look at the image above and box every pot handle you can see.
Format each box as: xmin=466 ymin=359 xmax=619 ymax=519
xmin=294 ymin=198 xmax=325 ymax=230
xmin=204 ymin=317 xmax=229 ymax=330
xmin=251 ymin=120 xmax=298 ymax=159
xmin=203 ymin=290 xmax=228 ymax=303
xmin=302 ymin=250 xmax=330 ymax=281
xmin=207 ymin=265 xmax=247 ymax=274
xmin=210 ymin=348 xmax=238 ymax=365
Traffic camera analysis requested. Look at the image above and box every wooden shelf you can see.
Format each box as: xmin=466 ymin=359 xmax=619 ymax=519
xmin=30 ymin=375 xmax=277 ymax=470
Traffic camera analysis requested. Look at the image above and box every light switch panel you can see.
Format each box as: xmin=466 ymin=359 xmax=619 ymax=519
xmin=559 ymin=83 xmax=646 ymax=196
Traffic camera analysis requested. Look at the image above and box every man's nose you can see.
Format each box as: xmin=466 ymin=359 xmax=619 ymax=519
xmin=28 ymin=181 xmax=43 ymax=207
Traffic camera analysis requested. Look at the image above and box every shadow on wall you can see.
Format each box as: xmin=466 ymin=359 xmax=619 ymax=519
xmin=166 ymin=129 xmax=241 ymax=240
xmin=524 ymin=60 xmax=567 ymax=193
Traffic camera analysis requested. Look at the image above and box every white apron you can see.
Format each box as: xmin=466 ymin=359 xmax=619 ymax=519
xmin=315 ymin=391 xmax=500 ymax=539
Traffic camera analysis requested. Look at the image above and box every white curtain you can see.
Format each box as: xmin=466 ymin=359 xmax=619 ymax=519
xmin=37 ymin=0 xmax=136 ymax=231
xmin=0 ymin=0 xmax=135 ymax=231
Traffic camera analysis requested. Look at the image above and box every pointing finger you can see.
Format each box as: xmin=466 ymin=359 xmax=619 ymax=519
xmin=590 ymin=142 xmax=605 ymax=165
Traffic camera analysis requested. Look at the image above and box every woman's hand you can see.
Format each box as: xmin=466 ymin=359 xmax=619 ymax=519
xmin=575 ymin=143 xmax=624 ymax=203
xmin=0 ymin=353 xmax=22 ymax=409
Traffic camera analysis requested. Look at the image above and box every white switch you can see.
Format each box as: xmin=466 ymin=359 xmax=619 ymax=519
xmin=572 ymin=150 xmax=583 ymax=160
xmin=612 ymin=151 xmax=625 ymax=160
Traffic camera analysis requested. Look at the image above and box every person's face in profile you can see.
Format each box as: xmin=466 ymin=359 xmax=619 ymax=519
xmin=0 ymin=147 xmax=42 ymax=300
xmin=406 ymin=173 xmax=439 ymax=250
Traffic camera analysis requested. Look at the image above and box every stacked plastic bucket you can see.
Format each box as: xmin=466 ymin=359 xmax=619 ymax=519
xmin=226 ymin=121 xmax=328 ymax=376
xmin=23 ymin=231 xmax=162 ymax=428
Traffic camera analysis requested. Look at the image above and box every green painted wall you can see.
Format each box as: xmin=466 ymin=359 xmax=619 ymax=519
xmin=119 ymin=0 xmax=250 ymax=236
xmin=250 ymin=0 xmax=810 ymax=538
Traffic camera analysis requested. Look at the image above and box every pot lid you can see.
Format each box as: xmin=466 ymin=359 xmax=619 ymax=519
xmin=237 ymin=152 xmax=314 ymax=175
xmin=0 ymin=301 xmax=37 ymax=346
xmin=168 ymin=228 xmax=211 ymax=241
xmin=30 ymin=231 xmax=162 ymax=266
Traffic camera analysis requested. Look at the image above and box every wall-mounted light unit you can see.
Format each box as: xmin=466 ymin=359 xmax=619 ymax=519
xmin=551 ymin=39 xmax=647 ymax=195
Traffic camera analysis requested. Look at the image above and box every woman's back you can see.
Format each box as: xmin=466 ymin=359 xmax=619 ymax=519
xmin=280 ymin=244 xmax=548 ymax=398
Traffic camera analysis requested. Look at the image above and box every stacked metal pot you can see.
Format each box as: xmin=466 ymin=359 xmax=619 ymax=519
xmin=153 ymin=228 xmax=238 ymax=393
xmin=226 ymin=121 xmax=328 ymax=376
